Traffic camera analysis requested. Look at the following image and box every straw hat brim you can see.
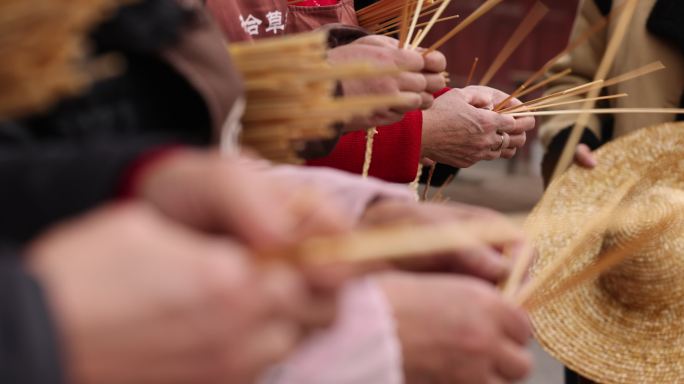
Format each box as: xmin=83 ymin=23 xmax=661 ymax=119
xmin=527 ymin=121 xmax=684 ymax=383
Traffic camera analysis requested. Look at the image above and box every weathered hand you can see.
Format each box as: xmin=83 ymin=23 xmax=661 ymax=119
xmin=134 ymin=151 xmax=349 ymax=249
xmin=28 ymin=203 xmax=340 ymax=384
xmin=328 ymin=35 xmax=447 ymax=131
xmin=422 ymin=87 xmax=536 ymax=167
xmin=378 ymin=273 xmax=533 ymax=384
xmin=361 ymin=200 xmax=525 ymax=283
xmin=574 ymin=143 xmax=597 ymax=168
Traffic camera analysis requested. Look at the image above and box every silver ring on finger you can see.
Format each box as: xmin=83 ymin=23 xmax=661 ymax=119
xmin=491 ymin=133 xmax=505 ymax=152
xmin=501 ymin=132 xmax=511 ymax=149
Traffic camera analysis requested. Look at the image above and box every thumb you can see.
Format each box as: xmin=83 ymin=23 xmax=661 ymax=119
xmin=469 ymin=93 xmax=495 ymax=110
xmin=574 ymin=144 xmax=597 ymax=168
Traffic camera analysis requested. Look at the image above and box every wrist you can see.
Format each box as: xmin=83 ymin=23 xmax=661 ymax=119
xmin=117 ymin=146 xmax=188 ymax=199
xmin=420 ymin=109 xmax=438 ymax=160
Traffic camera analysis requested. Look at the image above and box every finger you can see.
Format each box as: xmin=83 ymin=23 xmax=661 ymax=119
xmin=482 ymin=149 xmax=501 ymax=161
xmin=231 ymin=321 xmax=302 ymax=381
xmin=448 ymin=247 xmax=512 ymax=283
xmin=394 ymin=49 xmax=425 ymax=72
xmin=487 ymin=376 xmax=506 ymax=384
xmin=495 ymin=94 xmax=523 ymax=110
xmin=355 ymin=34 xmax=399 ymax=48
xmin=487 ymin=131 xmax=505 ymax=150
xmin=494 ymin=342 xmax=533 ymax=381
xmin=397 ymin=72 xmax=428 ymax=93
xmin=300 ymin=263 xmax=360 ymax=293
xmin=259 ymin=263 xmax=309 ymax=318
xmin=506 ymin=132 xmax=526 ymax=149
xmin=424 ymin=73 xmax=447 ymax=93
xmin=217 ymin=185 xmax=294 ymax=249
xmin=513 ymin=116 xmax=536 ymax=133
xmin=499 ymin=306 xmax=532 ymax=345
xmin=370 ymin=110 xmax=405 ymax=127
xmin=291 ymin=193 xmax=352 ymax=237
xmin=489 ymin=113 xmax=517 ymax=134
xmin=500 ymin=148 xmax=517 ymax=159
xmin=487 ymin=87 xmax=514 ymax=106
xmin=574 ymin=144 xmax=597 ymax=168
xmin=423 ymin=50 xmax=447 ymax=73
xmin=467 ymin=90 xmax=495 ymax=109
xmin=419 ymin=92 xmax=435 ymax=110
xmin=391 ymin=92 xmax=423 ymax=113
xmin=482 ymin=134 xmax=503 ymax=160
xmin=297 ymin=292 xmax=339 ymax=331
xmin=501 ymin=133 xmax=511 ymax=150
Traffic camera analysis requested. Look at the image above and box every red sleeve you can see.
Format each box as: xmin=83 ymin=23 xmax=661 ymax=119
xmin=305 ymin=88 xmax=452 ymax=183
xmin=117 ymin=146 xmax=184 ymax=198
xmin=292 ymin=0 xmax=340 ymax=5
xmin=433 ymin=87 xmax=451 ymax=98
xmin=306 ymin=110 xmax=423 ymax=183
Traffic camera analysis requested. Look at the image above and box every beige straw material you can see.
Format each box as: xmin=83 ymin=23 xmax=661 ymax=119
xmin=0 ymin=0 xmax=119 ymax=118
xmin=526 ymin=121 xmax=684 ymax=383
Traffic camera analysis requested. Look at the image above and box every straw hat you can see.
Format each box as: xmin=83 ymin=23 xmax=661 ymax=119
xmin=527 ymin=121 xmax=684 ymax=383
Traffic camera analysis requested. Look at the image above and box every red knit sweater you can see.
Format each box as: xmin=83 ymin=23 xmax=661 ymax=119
xmin=309 ymin=88 xmax=452 ymax=183
xmin=307 ymin=111 xmax=424 ymax=182
xmin=294 ymin=0 xmax=432 ymax=183
xmin=294 ymin=0 xmax=339 ymax=5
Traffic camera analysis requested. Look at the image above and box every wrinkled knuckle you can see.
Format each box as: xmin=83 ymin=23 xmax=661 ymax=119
xmin=201 ymin=262 xmax=251 ymax=305
xmin=476 ymin=137 xmax=492 ymax=151
xmin=375 ymin=49 xmax=394 ymax=64
xmin=519 ymin=351 xmax=534 ymax=377
xmin=378 ymin=78 xmax=398 ymax=94
xmin=422 ymin=94 xmax=435 ymax=107
xmin=416 ymin=74 xmax=428 ymax=90
xmin=458 ymin=327 xmax=493 ymax=358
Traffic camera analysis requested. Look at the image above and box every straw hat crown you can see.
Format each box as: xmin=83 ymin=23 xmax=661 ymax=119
xmin=529 ymin=121 xmax=684 ymax=384
xmin=599 ymin=187 xmax=684 ymax=314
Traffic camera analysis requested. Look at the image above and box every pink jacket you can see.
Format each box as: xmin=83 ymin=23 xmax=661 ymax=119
xmin=250 ymin=162 xmax=409 ymax=384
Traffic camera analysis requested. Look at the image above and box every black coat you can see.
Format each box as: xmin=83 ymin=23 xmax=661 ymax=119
xmin=0 ymin=248 xmax=62 ymax=384
xmin=0 ymin=0 xmax=213 ymax=244
xmin=0 ymin=2 xmax=213 ymax=383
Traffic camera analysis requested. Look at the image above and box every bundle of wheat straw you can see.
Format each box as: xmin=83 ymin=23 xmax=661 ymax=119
xmin=229 ymin=31 xmax=407 ymax=163
xmin=263 ymin=219 xmax=526 ymax=265
xmin=0 ymin=0 xmax=119 ymax=119
xmin=357 ymin=0 xmax=446 ymax=34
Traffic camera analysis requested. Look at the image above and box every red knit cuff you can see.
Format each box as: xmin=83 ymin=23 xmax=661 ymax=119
xmin=117 ymin=145 xmax=185 ymax=199
xmin=433 ymin=87 xmax=452 ymax=98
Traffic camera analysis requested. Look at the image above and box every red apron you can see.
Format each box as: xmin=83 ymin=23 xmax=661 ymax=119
xmin=163 ymin=0 xmax=244 ymax=140
xmin=286 ymin=0 xmax=359 ymax=33
xmin=206 ymin=0 xmax=289 ymax=42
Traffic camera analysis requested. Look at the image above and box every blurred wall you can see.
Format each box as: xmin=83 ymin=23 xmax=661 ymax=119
xmin=423 ymin=0 xmax=580 ymax=93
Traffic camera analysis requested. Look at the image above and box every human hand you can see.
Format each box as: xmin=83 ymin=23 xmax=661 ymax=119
xmin=574 ymin=143 xmax=597 ymax=168
xmin=422 ymin=86 xmax=536 ymax=167
xmin=328 ymin=35 xmax=447 ymax=131
xmin=352 ymin=35 xmax=447 ymax=96
xmin=360 ymin=200 xmax=525 ymax=283
xmin=27 ymin=203 xmax=342 ymax=384
xmin=378 ymin=273 xmax=533 ymax=384
xmin=133 ymin=150 xmax=349 ymax=249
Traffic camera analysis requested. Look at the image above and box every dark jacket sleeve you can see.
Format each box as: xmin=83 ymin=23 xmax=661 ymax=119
xmin=420 ymin=164 xmax=459 ymax=187
xmin=0 ymin=254 xmax=63 ymax=384
xmin=541 ymin=126 xmax=604 ymax=186
xmin=0 ymin=136 xmax=180 ymax=243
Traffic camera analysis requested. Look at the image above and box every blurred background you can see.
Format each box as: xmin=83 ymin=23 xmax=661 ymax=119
xmin=423 ymin=1 xmax=582 ymax=382
xmin=420 ymin=0 xmax=579 ymax=214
